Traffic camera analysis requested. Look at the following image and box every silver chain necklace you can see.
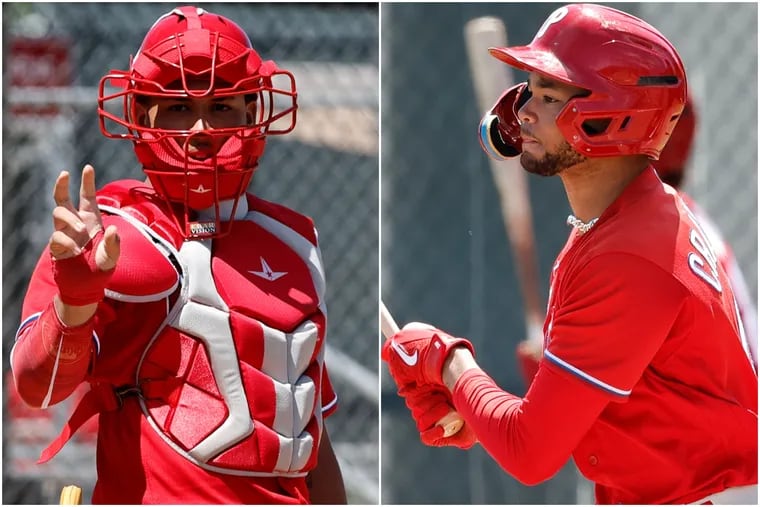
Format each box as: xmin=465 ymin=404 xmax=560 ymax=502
xmin=566 ymin=214 xmax=599 ymax=234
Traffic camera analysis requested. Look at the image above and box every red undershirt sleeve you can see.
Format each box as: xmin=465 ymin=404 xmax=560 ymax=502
xmin=10 ymin=250 xmax=98 ymax=408
xmin=452 ymin=360 xmax=611 ymax=485
xmin=12 ymin=301 xmax=95 ymax=408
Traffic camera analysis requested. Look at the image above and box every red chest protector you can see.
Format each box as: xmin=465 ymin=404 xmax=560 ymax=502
xmin=42 ymin=180 xmax=329 ymax=477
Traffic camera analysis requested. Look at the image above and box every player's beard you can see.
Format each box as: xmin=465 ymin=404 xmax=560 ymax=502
xmin=520 ymin=140 xmax=587 ymax=177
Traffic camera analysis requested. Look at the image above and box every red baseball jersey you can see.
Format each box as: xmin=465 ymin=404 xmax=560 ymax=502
xmin=451 ymin=167 xmax=756 ymax=502
xmin=544 ymin=167 xmax=757 ymax=503
xmin=12 ymin=180 xmax=337 ymax=504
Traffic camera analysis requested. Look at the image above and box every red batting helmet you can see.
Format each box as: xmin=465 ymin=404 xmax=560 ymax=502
xmin=490 ymin=3 xmax=687 ymax=159
xmin=98 ymin=6 xmax=297 ymax=239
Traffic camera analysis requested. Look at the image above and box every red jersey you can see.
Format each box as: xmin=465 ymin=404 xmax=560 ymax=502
xmin=452 ymin=167 xmax=756 ymax=504
xmin=12 ymin=180 xmax=337 ymax=504
xmin=545 ymin=167 xmax=757 ymax=503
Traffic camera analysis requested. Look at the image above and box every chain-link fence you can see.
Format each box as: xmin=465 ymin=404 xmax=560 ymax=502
xmin=381 ymin=2 xmax=757 ymax=504
xmin=3 ymin=3 xmax=378 ymax=504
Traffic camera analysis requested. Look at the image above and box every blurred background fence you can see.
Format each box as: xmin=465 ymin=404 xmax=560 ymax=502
xmin=382 ymin=2 xmax=757 ymax=504
xmin=3 ymin=3 xmax=378 ymax=504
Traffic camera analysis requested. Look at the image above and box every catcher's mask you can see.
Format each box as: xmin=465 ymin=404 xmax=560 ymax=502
xmin=98 ymin=6 xmax=297 ymax=239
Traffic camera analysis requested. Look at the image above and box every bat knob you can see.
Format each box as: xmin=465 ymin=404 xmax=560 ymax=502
xmin=438 ymin=411 xmax=464 ymax=437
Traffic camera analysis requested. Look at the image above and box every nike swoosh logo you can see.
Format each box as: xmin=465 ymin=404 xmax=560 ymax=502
xmin=390 ymin=339 xmax=418 ymax=366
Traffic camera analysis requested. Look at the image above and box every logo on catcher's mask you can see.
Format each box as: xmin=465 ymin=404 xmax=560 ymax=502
xmin=190 ymin=222 xmax=216 ymax=236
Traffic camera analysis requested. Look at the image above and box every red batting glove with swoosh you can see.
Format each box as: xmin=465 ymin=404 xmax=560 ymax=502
xmin=381 ymin=322 xmax=476 ymax=387
xmin=399 ymin=383 xmax=477 ymax=449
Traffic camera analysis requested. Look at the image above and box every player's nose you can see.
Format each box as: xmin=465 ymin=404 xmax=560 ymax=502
xmin=518 ymin=97 xmax=538 ymax=125
xmin=189 ymin=117 xmax=210 ymax=132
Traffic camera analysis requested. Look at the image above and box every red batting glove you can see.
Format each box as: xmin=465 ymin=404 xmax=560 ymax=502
xmin=53 ymin=229 xmax=115 ymax=306
xmin=399 ymin=383 xmax=477 ymax=449
xmin=381 ymin=322 xmax=475 ymax=387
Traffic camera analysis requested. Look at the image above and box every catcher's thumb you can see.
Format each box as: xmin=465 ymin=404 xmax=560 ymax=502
xmin=98 ymin=225 xmax=120 ymax=271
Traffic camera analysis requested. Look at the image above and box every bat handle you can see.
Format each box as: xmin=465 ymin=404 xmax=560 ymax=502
xmin=59 ymin=485 xmax=82 ymax=505
xmin=439 ymin=411 xmax=465 ymax=437
xmin=380 ymin=301 xmax=466 ymax=437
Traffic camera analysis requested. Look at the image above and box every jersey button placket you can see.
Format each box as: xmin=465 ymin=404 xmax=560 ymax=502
xmin=588 ymin=455 xmax=598 ymax=466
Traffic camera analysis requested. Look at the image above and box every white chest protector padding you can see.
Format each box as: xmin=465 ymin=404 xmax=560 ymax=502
xmin=168 ymin=239 xmax=253 ymax=462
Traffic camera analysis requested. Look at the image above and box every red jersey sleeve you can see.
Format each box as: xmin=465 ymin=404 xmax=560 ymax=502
xmin=546 ymin=252 xmax=688 ymax=398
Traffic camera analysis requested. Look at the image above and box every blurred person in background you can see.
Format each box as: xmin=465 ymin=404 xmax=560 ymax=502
xmin=10 ymin=6 xmax=346 ymax=504
xmin=382 ymin=4 xmax=757 ymax=504
xmin=515 ymin=95 xmax=758 ymax=385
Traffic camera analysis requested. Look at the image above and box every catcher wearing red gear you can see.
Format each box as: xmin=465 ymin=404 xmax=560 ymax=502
xmin=383 ymin=3 xmax=757 ymax=504
xmin=11 ymin=6 xmax=346 ymax=504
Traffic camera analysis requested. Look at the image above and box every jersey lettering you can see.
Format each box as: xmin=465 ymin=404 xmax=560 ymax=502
xmin=687 ymin=228 xmax=722 ymax=293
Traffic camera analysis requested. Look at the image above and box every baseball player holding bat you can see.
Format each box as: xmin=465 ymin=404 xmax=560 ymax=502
xmin=382 ymin=4 xmax=757 ymax=504
xmin=11 ymin=6 xmax=346 ymax=504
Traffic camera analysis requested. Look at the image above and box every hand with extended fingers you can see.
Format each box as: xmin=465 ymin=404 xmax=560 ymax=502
xmin=50 ymin=165 xmax=120 ymax=309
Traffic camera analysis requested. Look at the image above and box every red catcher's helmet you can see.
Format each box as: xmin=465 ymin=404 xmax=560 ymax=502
xmin=97 ymin=6 xmax=297 ymax=239
xmin=652 ymin=95 xmax=696 ymax=187
xmin=490 ymin=4 xmax=687 ymax=159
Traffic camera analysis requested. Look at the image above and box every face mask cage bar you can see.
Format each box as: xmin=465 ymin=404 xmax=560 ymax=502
xmin=97 ymin=30 xmax=298 ymax=240
xmin=97 ymin=69 xmax=298 ymax=143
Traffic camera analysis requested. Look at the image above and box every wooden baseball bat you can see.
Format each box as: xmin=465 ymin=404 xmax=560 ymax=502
xmin=380 ymin=301 xmax=464 ymax=437
xmin=464 ymin=16 xmax=544 ymax=348
xmin=59 ymin=485 xmax=82 ymax=505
